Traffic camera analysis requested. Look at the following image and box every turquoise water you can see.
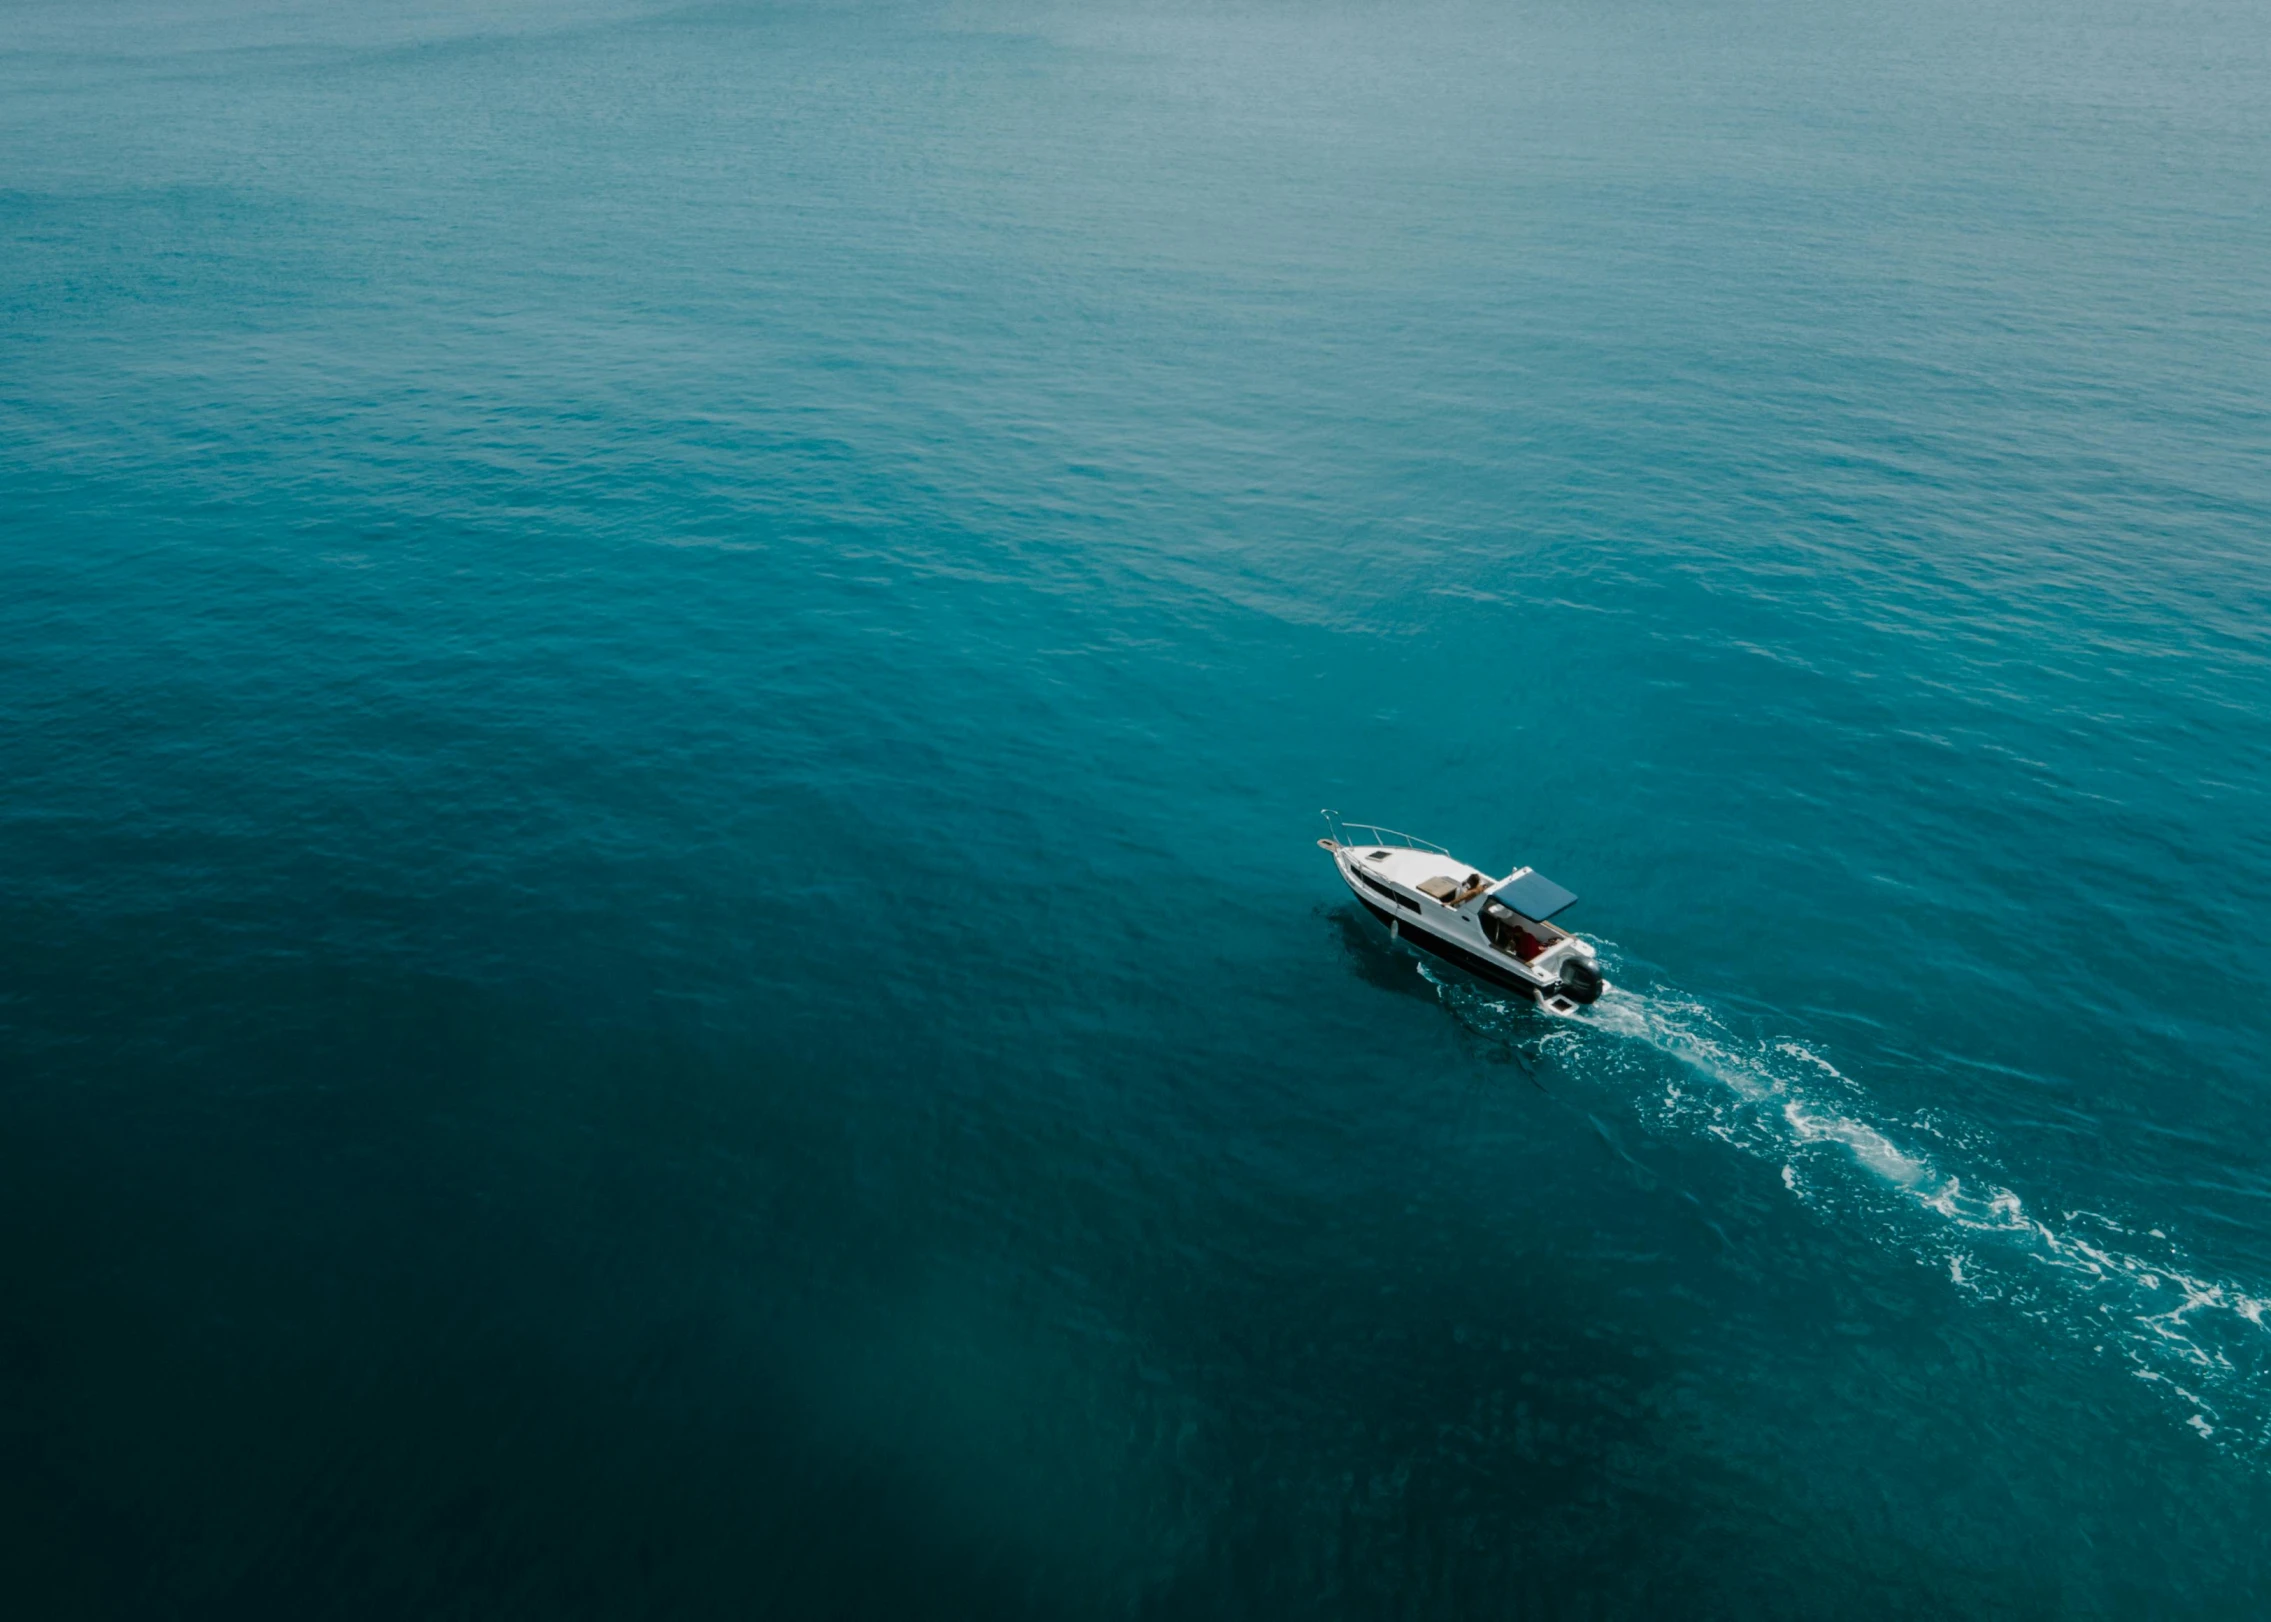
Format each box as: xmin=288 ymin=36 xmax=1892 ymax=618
xmin=5 ymin=0 xmax=2271 ymax=1612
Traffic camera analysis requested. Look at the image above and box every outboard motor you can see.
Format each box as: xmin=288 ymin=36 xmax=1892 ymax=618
xmin=1555 ymin=956 xmax=1604 ymax=1006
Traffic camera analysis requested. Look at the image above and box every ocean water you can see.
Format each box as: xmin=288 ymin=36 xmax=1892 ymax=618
xmin=4 ymin=0 xmax=2270 ymax=1613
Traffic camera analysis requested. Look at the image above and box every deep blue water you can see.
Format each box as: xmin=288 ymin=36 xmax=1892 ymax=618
xmin=5 ymin=0 xmax=2271 ymax=1613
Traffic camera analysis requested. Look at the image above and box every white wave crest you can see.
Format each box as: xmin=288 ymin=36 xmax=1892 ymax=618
xmin=1415 ymin=960 xmax=2271 ymax=1452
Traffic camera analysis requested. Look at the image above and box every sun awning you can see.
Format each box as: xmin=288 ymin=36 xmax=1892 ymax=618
xmin=1490 ymin=869 xmax=1578 ymax=920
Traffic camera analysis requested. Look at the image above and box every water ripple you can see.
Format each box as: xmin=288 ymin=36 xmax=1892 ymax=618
xmin=1419 ymin=958 xmax=2271 ymax=1453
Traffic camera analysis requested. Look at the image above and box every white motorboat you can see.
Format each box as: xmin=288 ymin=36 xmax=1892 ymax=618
xmin=1318 ymin=812 xmax=1606 ymax=1014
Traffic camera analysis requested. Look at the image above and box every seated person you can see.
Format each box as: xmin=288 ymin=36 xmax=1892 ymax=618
xmin=1484 ymin=901 xmax=1547 ymax=960
xmin=1421 ymin=872 xmax=1494 ymax=906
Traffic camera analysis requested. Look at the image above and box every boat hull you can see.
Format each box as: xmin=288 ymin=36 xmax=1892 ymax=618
xmin=1351 ymin=894 xmax=1553 ymax=1004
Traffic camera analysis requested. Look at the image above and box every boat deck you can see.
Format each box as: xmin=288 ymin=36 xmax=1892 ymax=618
xmin=1348 ymin=845 xmax=1480 ymax=893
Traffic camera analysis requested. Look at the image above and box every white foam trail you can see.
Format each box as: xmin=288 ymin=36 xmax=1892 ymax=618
xmin=1578 ymin=984 xmax=2033 ymax=1231
xmin=1415 ymin=961 xmax=2271 ymax=1452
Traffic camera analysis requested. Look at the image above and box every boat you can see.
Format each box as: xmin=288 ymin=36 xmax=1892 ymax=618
xmin=1318 ymin=811 xmax=1606 ymax=1014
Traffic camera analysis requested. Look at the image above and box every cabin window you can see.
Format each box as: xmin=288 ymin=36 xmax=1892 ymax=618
xmin=1355 ymin=869 xmax=1419 ymax=913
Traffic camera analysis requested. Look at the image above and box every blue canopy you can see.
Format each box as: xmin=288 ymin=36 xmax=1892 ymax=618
xmin=1491 ymin=870 xmax=1578 ymax=921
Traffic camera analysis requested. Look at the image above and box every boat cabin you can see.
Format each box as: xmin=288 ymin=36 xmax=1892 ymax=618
xmin=1345 ymin=846 xmax=1580 ymax=969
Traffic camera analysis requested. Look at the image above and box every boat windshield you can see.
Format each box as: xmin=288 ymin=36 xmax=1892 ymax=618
xmin=1481 ymin=900 xmax=1554 ymax=963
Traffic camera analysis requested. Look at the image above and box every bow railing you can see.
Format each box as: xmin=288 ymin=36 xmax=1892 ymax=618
xmin=1319 ymin=810 xmax=1449 ymax=856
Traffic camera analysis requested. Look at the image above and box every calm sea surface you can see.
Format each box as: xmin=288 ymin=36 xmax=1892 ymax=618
xmin=5 ymin=0 xmax=2270 ymax=1614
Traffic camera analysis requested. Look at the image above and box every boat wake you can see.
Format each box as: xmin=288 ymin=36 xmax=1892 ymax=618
xmin=1415 ymin=958 xmax=2271 ymax=1453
